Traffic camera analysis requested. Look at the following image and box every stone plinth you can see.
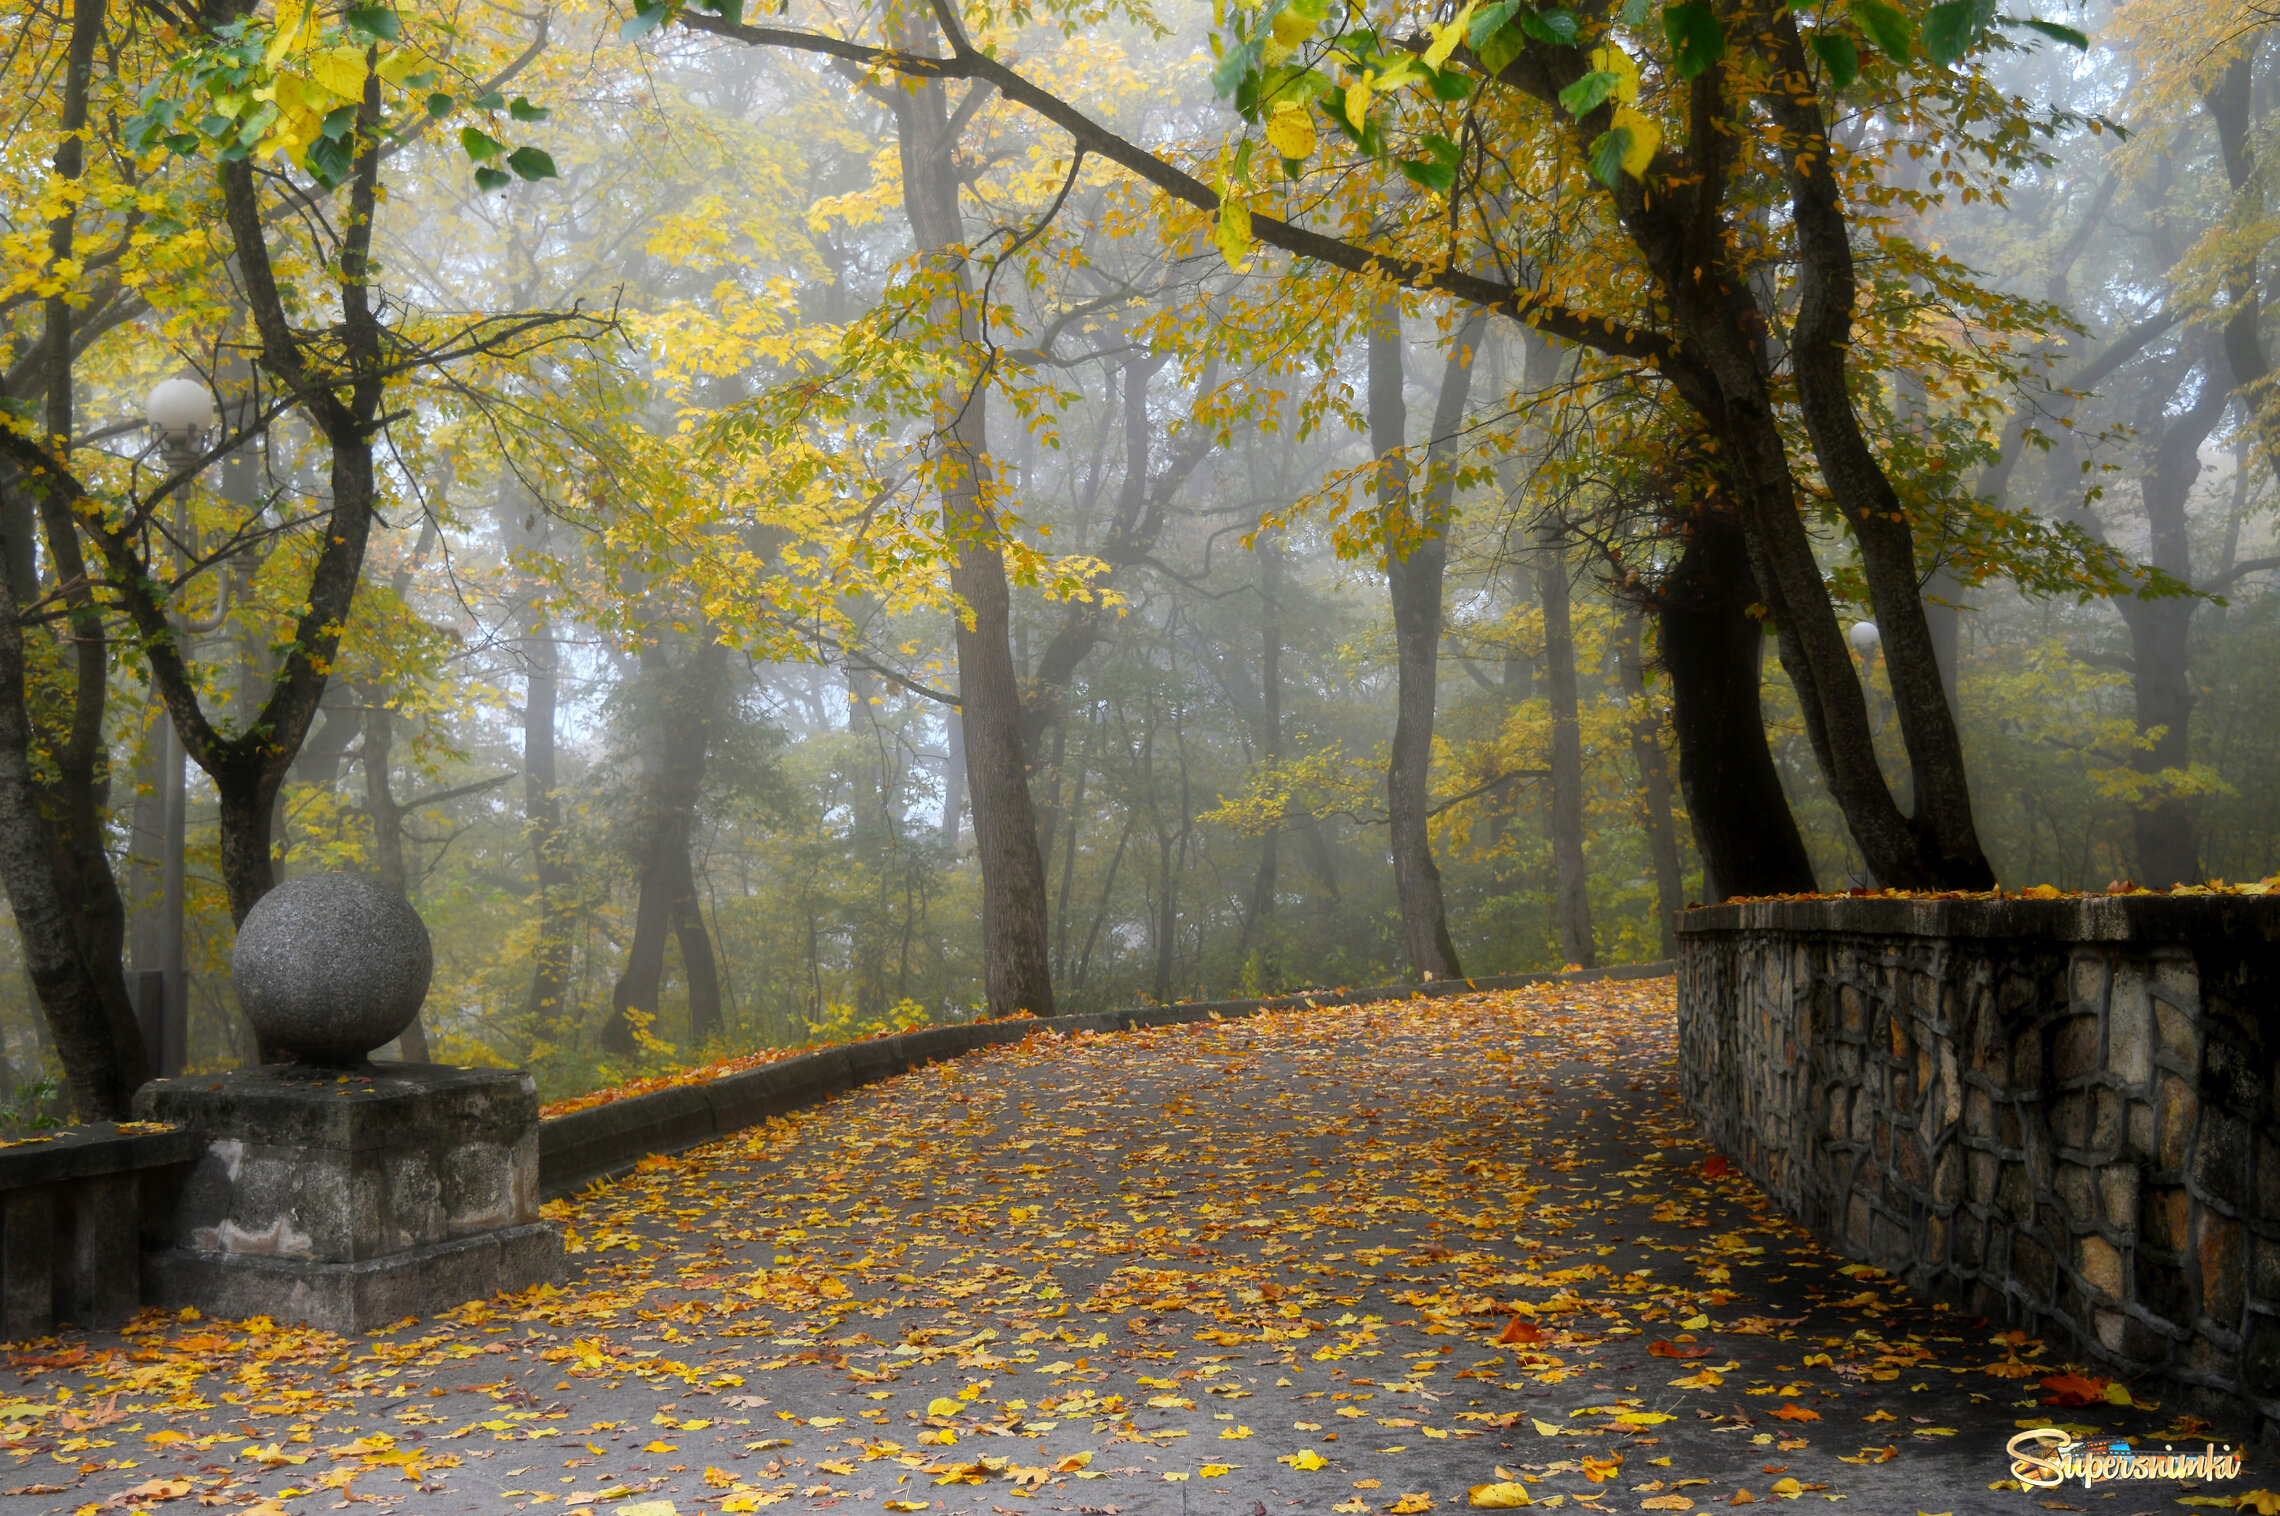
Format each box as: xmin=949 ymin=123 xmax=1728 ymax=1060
xmin=134 ymin=1063 xmax=560 ymax=1331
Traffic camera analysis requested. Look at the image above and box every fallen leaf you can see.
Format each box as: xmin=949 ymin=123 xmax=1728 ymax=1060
xmin=1467 ymin=1482 xmax=1533 ymax=1508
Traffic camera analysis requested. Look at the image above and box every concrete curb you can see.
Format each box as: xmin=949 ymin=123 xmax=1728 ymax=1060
xmin=537 ymin=959 xmax=1673 ymax=1197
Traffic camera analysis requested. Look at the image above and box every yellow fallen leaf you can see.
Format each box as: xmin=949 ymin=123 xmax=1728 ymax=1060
xmin=615 ymin=1504 xmax=678 ymax=1516
xmin=1388 ymin=1497 xmax=1432 ymax=1514
xmin=883 ymin=1504 xmax=930 ymax=1513
xmin=1531 ymin=1420 xmax=1561 ymax=1437
xmin=1641 ymin=1499 xmax=1694 ymax=1513
xmin=1281 ymin=1449 xmax=1330 ymax=1471
xmin=1200 ymin=1464 xmax=1234 ymax=1477
xmin=1051 ymin=1453 xmax=1092 ymax=1473
xmin=926 ymin=1399 xmax=963 ymax=1418
xmin=1221 ymin=1425 xmax=1253 ymax=1439
xmin=643 ymin=1440 xmax=678 ymax=1454
xmin=1467 ymin=1481 xmax=1534 ymax=1508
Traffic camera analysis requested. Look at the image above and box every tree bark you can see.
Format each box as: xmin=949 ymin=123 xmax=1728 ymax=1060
xmin=600 ymin=636 xmax=728 ymax=1054
xmin=1615 ymin=609 xmax=1686 ymax=958
xmin=1240 ymin=534 xmax=1282 ymax=965
xmin=1656 ymin=508 xmax=1817 ymax=901
xmin=886 ymin=48 xmax=1054 ymax=1018
xmin=1373 ymin=299 xmax=1477 ymax=980
xmin=1536 ymin=529 xmax=1597 ymax=968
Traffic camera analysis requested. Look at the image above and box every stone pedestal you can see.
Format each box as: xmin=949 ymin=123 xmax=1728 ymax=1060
xmin=133 ymin=1063 xmax=560 ymax=1332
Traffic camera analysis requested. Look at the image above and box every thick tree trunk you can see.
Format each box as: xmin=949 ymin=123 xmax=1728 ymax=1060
xmin=2115 ymin=351 xmax=2229 ymax=886
xmin=601 ymin=638 xmax=728 ymax=1054
xmin=1657 ymin=510 xmax=1817 ymax=901
xmin=1373 ymin=299 xmax=1477 ymax=980
xmin=888 ymin=56 xmax=1054 ymax=1018
xmin=0 ymin=574 xmax=143 ymax=1117
xmin=1536 ymin=530 xmax=1597 ymax=968
xmin=1615 ymin=610 xmax=1686 ymax=958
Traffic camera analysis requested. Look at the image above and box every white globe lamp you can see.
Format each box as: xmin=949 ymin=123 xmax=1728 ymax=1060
xmin=145 ymin=377 xmax=216 ymax=469
xmin=1848 ymin=620 xmax=1882 ymax=658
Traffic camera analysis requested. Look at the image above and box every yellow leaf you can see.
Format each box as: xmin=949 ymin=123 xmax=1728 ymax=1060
xmin=884 ymin=1505 xmax=931 ymax=1513
xmin=1422 ymin=3 xmax=1475 ymax=68
xmin=1051 ymin=1453 xmax=1092 ymax=1473
xmin=615 ymin=1504 xmax=678 ymax=1516
xmin=1214 ymin=198 xmax=1253 ymax=271
xmin=1343 ymin=77 xmax=1371 ymax=131
xmin=1264 ymin=106 xmax=1316 ymax=161
xmin=1389 ymin=1496 xmax=1432 ymax=1514
xmin=1280 ymin=1449 xmax=1330 ymax=1471
xmin=1531 ymin=1420 xmax=1560 ymax=1436
xmin=1589 ymin=44 xmax=1641 ymax=102
xmin=926 ymin=1399 xmax=963 ymax=1418
xmin=1467 ymin=1482 xmax=1534 ymax=1508
xmin=307 ymin=45 xmax=369 ymax=101
xmin=1611 ymin=106 xmax=1660 ymax=178
xmin=1200 ymin=1464 xmax=1234 ymax=1477
xmin=1221 ymin=1425 xmax=1254 ymax=1440
xmin=643 ymin=1440 xmax=678 ymax=1453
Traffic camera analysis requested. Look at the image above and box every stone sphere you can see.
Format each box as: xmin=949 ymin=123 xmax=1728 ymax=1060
xmin=233 ymin=873 xmax=433 ymax=1064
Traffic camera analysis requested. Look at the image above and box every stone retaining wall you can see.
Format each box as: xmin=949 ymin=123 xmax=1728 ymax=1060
xmin=537 ymin=961 xmax=1673 ymax=1196
xmin=1676 ymin=896 xmax=2280 ymax=1443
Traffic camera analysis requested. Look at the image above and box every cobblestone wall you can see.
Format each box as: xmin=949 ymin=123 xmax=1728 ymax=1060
xmin=1677 ymin=896 xmax=2280 ymax=1442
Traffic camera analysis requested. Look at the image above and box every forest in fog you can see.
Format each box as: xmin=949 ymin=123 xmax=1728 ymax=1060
xmin=0 ymin=0 xmax=2273 ymax=1114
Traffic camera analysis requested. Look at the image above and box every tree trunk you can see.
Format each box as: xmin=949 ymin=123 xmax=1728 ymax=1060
xmin=1241 ymin=534 xmax=1282 ymax=965
xmin=1657 ymin=509 xmax=1817 ymax=901
xmin=1615 ymin=609 xmax=1686 ymax=958
xmin=1536 ymin=529 xmax=1597 ymax=968
xmin=887 ymin=54 xmax=1054 ymax=1018
xmin=521 ymin=609 xmax=574 ymax=1035
xmin=600 ymin=636 xmax=727 ymax=1055
xmin=1373 ymin=298 xmax=1477 ymax=980
xmin=359 ymin=687 xmax=429 ymax=1061
xmin=2115 ymin=348 xmax=2229 ymax=887
xmin=0 ymin=571 xmax=143 ymax=1117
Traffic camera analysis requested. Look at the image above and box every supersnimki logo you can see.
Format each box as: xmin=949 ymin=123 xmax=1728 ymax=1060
xmin=2006 ymin=1427 xmax=2244 ymax=1491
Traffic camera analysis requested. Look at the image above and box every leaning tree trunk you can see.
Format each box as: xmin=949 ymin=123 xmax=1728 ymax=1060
xmin=1373 ymin=299 xmax=1478 ymax=980
xmin=1658 ymin=508 xmax=1817 ymax=901
xmin=888 ymin=48 xmax=1054 ymax=1018
xmin=1536 ymin=528 xmax=1597 ymax=969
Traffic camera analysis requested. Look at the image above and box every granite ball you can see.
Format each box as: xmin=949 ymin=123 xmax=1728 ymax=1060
xmin=232 ymin=873 xmax=433 ymax=1064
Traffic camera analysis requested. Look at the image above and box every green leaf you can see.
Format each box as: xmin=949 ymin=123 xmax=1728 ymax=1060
xmin=1476 ymin=24 xmax=1527 ymax=72
xmin=1467 ymin=0 xmax=1521 ymax=45
xmin=471 ymin=90 xmax=507 ymax=110
xmin=1661 ymin=1 xmax=1725 ymax=75
xmin=343 ymin=4 xmax=400 ymax=37
xmin=506 ymin=145 xmax=558 ymax=180
xmin=473 ymin=165 xmax=512 ymax=190
xmin=1398 ymin=155 xmax=1457 ymax=190
xmin=1922 ymin=0 xmax=1994 ymax=63
xmin=459 ymin=126 xmax=505 ymax=162
xmin=1428 ymin=66 xmax=1475 ymax=99
xmin=1619 ymin=0 xmax=1652 ymax=24
xmin=2008 ymin=13 xmax=2088 ymax=46
xmin=1851 ymin=0 xmax=1913 ymax=59
xmin=1808 ymin=30 xmax=1859 ymax=85
xmin=508 ymin=95 xmax=551 ymax=121
xmin=1558 ymin=69 xmax=1621 ymax=115
xmin=306 ymin=132 xmax=352 ymax=185
xmin=1587 ymin=127 xmax=1630 ymax=188
xmin=319 ymin=103 xmax=357 ymax=141
xmin=1517 ymin=8 xmax=1580 ymax=44
xmin=425 ymin=91 xmax=455 ymax=117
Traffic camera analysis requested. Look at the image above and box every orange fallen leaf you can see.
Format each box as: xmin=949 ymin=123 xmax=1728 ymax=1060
xmin=2038 ymin=1372 xmax=2108 ymax=1407
xmin=1500 ymin=1318 xmax=1545 ymax=1346
xmin=1647 ymin=1340 xmax=1710 ymax=1359
xmin=1769 ymin=1404 xmax=1820 ymax=1423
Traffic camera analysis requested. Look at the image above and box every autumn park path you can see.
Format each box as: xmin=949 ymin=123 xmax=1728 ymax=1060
xmin=0 ymin=980 xmax=2227 ymax=1516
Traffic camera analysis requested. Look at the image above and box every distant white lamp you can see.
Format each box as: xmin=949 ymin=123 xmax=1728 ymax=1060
xmin=145 ymin=377 xmax=216 ymax=470
xmin=1848 ymin=620 xmax=1882 ymax=658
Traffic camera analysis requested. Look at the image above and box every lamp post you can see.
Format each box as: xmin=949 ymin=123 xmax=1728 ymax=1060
xmin=1848 ymin=620 xmax=1888 ymax=738
xmin=138 ymin=377 xmax=216 ymax=1077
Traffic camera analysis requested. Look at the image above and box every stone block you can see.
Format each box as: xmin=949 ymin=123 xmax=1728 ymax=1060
xmin=2156 ymin=999 xmax=2200 ymax=1071
xmin=2194 ymin=1109 xmax=2249 ymax=1211
xmin=2079 ymin=1233 xmax=2125 ymax=1301
xmin=137 ymin=1064 xmax=557 ymax=1333
xmin=2055 ymin=1161 xmax=2095 ymax=1220
xmin=2098 ymin=1162 xmax=2139 ymax=1233
xmin=2159 ymin=1075 xmax=2198 ymax=1171
xmin=2071 ymin=955 xmax=2111 ymax=1018
xmin=0 ymin=1187 xmax=51 ymax=1340
xmin=1840 ymin=985 xmax=1864 ymax=1036
xmin=1934 ymin=1144 xmax=1964 ymax=1207
xmin=2243 ymin=1312 xmax=2280 ymax=1398
xmin=1969 ymin=1148 xmax=1998 ymax=1205
xmin=1890 ymin=1013 xmax=1912 ymax=1062
xmin=2142 ymin=1185 xmax=2191 ymax=1252
xmin=2130 ymin=1100 xmax=2156 ymax=1159
xmin=1966 ymin=1086 xmax=1995 ymax=1141
xmin=2052 ymin=1090 xmax=2091 ymax=1150
xmin=2092 ymin=1089 xmax=2126 ymax=1156
xmin=2095 ymin=1307 xmax=2128 ymax=1353
xmin=2256 ymin=1236 xmax=2280 ymax=1305
xmin=2053 ymin=1016 xmax=2101 ymax=1083
xmin=2198 ymin=1211 xmax=2246 ymax=1331
xmin=2108 ymin=970 xmax=2152 ymax=1092
xmin=2014 ymin=1233 xmax=2057 ymax=1300
xmin=2134 ymin=1248 xmax=2191 ymax=1328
